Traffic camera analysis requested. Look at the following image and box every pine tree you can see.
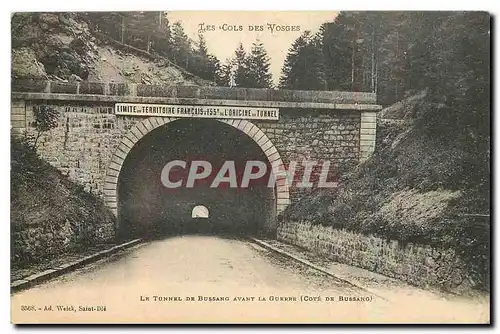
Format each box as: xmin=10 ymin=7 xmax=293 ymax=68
xmin=218 ymin=58 xmax=234 ymax=87
xmin=319 ymin=15 xmax=353 ymax=91
xmin=197 ymin=33 xmax=208 ymax=57
xmin=279 ymin=31 xmax=327 ymax=90
xmin=233 ymin=43 xmax=249 ymax=87
xmin=123 ymin=12 xmax=158 ymax=52
xmin=153 ymin=12 xmax=172 ymax=57
xmin=205 ymin=54 xmax=221 ymax=83
xmin=246 ymin=39 xmax=273 ymax=88
xmin=188 ymin=33 xmax=222 ymax=82
xmin=83 ymin=12 xmax=124 ymax=41
xmin=280 ymin=33 xmax=308 ymax=89
xmin=171 ymin=21 xmax=192 ymax=68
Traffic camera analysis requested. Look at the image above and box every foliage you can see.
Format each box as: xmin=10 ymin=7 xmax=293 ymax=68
xmin=30 ymin=105 xmax=59 ymax=150
xmin=319 ymin=13 xmax=355 ymax=91
xmin=246 ymin=40 xmax=273 ymax=88
xmin=218 ymin=58 xmax=234 ymax=87
xmin=317 ymin=11 xmax=490 ymax=106
xmin=11 ymin=136 xmax=115 ymax=268
xmin=83 ymin=11 xmax=169 ymax=52
xmin=82 ymin=12 xmax=223 ymax=83
xmin=283 ymin=11 xmax=490 ymax=224
xmin=282 ymin=115 xmax=490 ymax=290
xmin=222 ymin=41 xmax=274 ymax=88
xmin=170 ymin=21 xmax=191 ymax=67
xmin=11 ymin=13 xmax=34 ymax=48
xmin=233 ymin=43 xmax=249 ymax=87
xmin=189 ymin=33 xmax=222 ymax=83
xmin=279 ymin=31 xmax=327 ymax=90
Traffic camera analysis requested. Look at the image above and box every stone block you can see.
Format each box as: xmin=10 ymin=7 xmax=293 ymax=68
xmin=242 ymin=121 xmax=254 ymax=133
xmin=359 ymin=133 xmax=375 ymax=141
xmin=260 ymin=140 xmax=273 ymax=152
xmin=137 ymin=122 xmax=149 ymax=136
xmin=79 ymin=82 xmax=106 ymax=95
xmin=199 ymin=86 xmax=236 ymax=100
xmin=12 ymin=79 xmax=48 ymax=93
xmin=267 ymin=151 xmax=281 ymax=163
xmin=176 ymin=85 xmax=201 ymax=98
xmin=245 ymin=88 xmax=271 ymax=101
xmin=11 ymin=120 xmax=25 ymax=129
xmin=106 ymin=168 xmax=119 ymax=177
xmin=137 ymin=84 xmax=176 ymax=97
xmin=360 ymin=122 xmax=377 ymax=129
xmin=51 ymin=82 xmax=79 ymax=94
xmin=142 ymin=118 xmax=155 ymax=131
xmin=11 ymin=114 xmax=25 ymax=121
xmin=109 ymin=83 xmax=131 ymax=96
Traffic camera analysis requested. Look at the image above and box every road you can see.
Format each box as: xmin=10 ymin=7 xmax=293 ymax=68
xmin=11 ymin=235 xmax=489 ymax=324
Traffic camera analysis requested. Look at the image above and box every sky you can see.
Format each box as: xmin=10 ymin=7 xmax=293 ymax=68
xmin=168 ymin=11 xmax=339 ymax=85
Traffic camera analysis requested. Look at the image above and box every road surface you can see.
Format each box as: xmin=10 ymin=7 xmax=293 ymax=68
xmin=11 ymin=235 xmax=489 ymax=324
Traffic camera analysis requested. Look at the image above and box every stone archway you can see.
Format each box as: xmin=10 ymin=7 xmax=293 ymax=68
xmin=102 ymin=117 xmax=290 ymax=225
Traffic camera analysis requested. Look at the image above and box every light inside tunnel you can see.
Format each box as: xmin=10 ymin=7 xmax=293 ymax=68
xmin=192 ymin=205 xmax=209 ymax=218
xmin=117 ymin=119 xmax=276 ymax=239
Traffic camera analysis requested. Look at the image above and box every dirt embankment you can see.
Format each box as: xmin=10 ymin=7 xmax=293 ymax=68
xmin=282 ymin=93 xmax=490 ymax=292
xmin=11 ymin=138 xmax=116 ymax=269
xmin=11 ymin=12 xmax=207 ymax=85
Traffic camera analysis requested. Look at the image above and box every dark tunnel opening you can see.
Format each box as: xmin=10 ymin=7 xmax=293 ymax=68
xmin=117 ymin=119 xmax=276 ymax=239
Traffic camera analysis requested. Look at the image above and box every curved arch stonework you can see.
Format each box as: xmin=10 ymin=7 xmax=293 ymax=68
xmin=103 ymin=117 xmax=291 ymax=221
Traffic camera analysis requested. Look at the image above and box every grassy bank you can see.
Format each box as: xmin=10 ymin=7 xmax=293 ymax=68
xmin=11 ymin=137 xmax=116 ymax=269
xmin=281 ymin=98 xmax=490 ymax=291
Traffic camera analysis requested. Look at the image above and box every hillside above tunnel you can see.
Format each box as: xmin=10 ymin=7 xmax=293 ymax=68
xmin=11 ymin=12 xmax=212 ymax=86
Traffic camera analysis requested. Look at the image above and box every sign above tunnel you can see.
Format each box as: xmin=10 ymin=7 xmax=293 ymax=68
xmin=115 ymin=103 xmax=279 ymax=120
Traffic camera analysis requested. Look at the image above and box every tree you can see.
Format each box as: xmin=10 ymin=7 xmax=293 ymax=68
xmin=218 ymin=58 xmax=234 ymax=87
xmin=83 ymin=12 xmax=123 ymax=40
xmin=279 ymin=31 xmax=327 ymax=90
xmin=320 ymin=13 xmax=353 ymax=91
xmin=84 ymin=11 xmax=173 ymax=56
xmin=203 ymin=54 xmax=222 ymax=83
xmin=152 ymin=12 xmax=172 ymax=57
xmin=188 ymin=33 xmax=222 ymax=82
xmin=123 ymin=12 xmax=159 ymax=52
xmin=246 ymin=39 xmax=273 ymax=88
xmin=171 ymin=21 xmax=192 ymax=68
xmin=30 ymin=105 xmax=59 ymax=150
xmin=233 ymin=43 xmax=249 ymax=87
xmin=320 ymin=12 xmax=385 ymax=93
xmin=280 ymin=33 xmax=308 ymax=89
xmin=197 ymin=33 xmax=208 ymax=57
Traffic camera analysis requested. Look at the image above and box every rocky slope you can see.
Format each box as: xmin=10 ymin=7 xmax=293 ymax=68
xmin=11 ymin=12 xmax=209 ymax=85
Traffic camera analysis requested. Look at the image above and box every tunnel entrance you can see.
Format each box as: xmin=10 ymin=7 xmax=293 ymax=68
xmin=117 ymin=119 xmax=276 ymax=239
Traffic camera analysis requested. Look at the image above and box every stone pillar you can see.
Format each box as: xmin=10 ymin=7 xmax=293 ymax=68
xmin=11 ymin=100 xmax=27 ymax=136
xmin=359 ymin=111 xmax=377 ymax=162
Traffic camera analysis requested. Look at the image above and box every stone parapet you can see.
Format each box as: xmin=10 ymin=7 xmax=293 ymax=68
xmin=12 ymin=79 xmax=382 ymax=111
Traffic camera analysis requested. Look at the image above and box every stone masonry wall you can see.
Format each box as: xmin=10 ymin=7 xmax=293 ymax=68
xmin=255 ymin=109 xmax=360 ymax=202
xmin=19 ymin=101 xmax=362 ymax=204
xmin=24 ymin=101 xmax=141 ymax=197
xmin=278 ymin=221 xmax=471 ymax=293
